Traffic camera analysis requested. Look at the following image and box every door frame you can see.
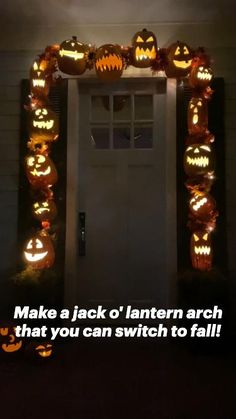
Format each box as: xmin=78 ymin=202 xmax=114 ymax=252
xmin=64 ymin=76 xmax=177 ymax=309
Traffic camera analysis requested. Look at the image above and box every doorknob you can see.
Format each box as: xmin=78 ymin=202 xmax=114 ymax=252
xmin=79 ymin=212 xmax=86 ymax=256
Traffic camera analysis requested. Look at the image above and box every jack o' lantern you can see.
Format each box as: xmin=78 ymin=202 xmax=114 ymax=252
xmin=184 ymin=144 xmax=214 ymax=177
xmin=58 ymin=36 xmax=89 ymax=75
xmin=23 ymin=231 xmax=55 ymax=269
xmin=32 ymin=199 xmax=57 ymax=223
xmin=188 ymin=98 xmax=208 ymax=136
xmin=26 ymin=341 xmax=54 ymax=361
xmin=30 ymin=59 xmax=50 ymax=97
xmin=95 ymin=44 xmax=123 ymax=82
xmin=26 ymin=154 xmax=58 ymax=189
xmin=190 ymin=65 xmax=213 ymax=89
xmin=190 ymin=231 xmax=212 ymax=271
xmin=165 ymin=41 xmax=192 ymax=78
xmin=29 ymin=107 xmax=59 ymax=143
xmin=132 ymin=28 xmax=157 ymax=68
xmin=0 ymin=325 xmax=23 ymax=354
xmin=189 ymin=191 xmax=216 ymax=221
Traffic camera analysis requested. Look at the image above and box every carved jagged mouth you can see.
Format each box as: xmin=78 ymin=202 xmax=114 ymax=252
xmin=173 ymin=59 xmax=192 ymax=69
xmin=24 ymin=251 xmax=48 ymax=262
xmin=191 ymin=197 xmax=207 ymax=211
xmin=96 ymin=54 xmax=123 ymax=71
xmin=33 ymin=120 xmax=54 ymax=130
xmin=30 ymin=167 xmax=51 ymax=177
xmin=59 ymin=49 xmax=84 ymax=60
xmin=33 ymin=79 xmax=45 ymax=87
xmin=135 ymin=46 xmax=156 ymax=61
xmin=197 ymin=71 xmax=212 ymax=81
xmin=35 ymin=208 xmax=50 ymax=215
xmin=39 ymin=350 xmax=52 ymax=357
xmin=2 ymin=341 xmax=22 ymax=353
xmin=194 ymin=246 xmax=211 ymax=255
xmin=186 ymin=156 xmax=209 ymax=167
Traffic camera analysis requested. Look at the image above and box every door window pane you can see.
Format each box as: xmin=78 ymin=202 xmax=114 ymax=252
xmin=134 ymin=125 xmax=153 ymax=149
xmin=113 ymin=125 xmax=130 ymax=149
xmin=91 ymin=127 xmax=110 ymax=149
xmin=135 ymin=95 xmax=153 ymax=120
xmin=91 ymin=96 xmax=110 ymax=122
xmin=113 ymin=95 xmax=131 ymax=121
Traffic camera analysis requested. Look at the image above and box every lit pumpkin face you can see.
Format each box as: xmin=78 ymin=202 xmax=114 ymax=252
xmin=26 ymin=154 xmax=58 ymax=189
xmin=190 ymin=231 xmax=212 ymax=271
xmin=165 ymin=41 xmax=192 ymax=77
xmin=0 ymin=326 xmax=23 ymax=354
xmin=29 ymin=107 xmax=59 ymax=143
xmin=30 ymin=59 xmax=49 ymax=97
xmin=95 ymin=44 xmax=123 ymax=82
xmin=132 ymin=28 xmax=157 ymax=68
xmin=184 ymin=144 xmax=214 ymax=177
xmin=26 ymin=341 xmax=54 ymax=361
xmin=190 ymin=65 xmax=213 ymax=89
xmin=35 ymin=343 xmax=53 ymax=358
xmin=189 ymin=191 xmax=216 ymax=221
xmin=32 ymin=199 xmax=57 ymax=223
xmin=58 ymin=36 xmax=89 ymax=75
xmin=188 ymin=98 xmax=208 ymax=135
xmin=23 ymin=233 xmax=55 ymax=269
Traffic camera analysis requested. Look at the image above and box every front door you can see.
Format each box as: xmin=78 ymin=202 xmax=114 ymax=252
xmin=66 ymin=78 xmax=176 ymax=308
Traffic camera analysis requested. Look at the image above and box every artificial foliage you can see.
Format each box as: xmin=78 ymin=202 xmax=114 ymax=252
xmin=23 ymin=30 xmax=217 ymax=273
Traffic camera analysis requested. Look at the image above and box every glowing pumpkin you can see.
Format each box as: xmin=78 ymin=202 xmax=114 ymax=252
xmin=165 ymin=41 xmax=192 ymax=78
xmin=189 ymin=191 xmax=216 ymax=221
xmin=23 ymin=232 xmax=55 ymax=269
xmin=26 ymin=341 xmax=54 ymax=361
xmin=29 ymin=107 xmax=59 ymax=143
xmin=190 ymin=231 xmax=212 ymax=271
xmin=58 ymin=36 xmax=89 ymax=75
xmin=0 ymin=325 xmax=23 ymax=353
xmin=32 ymin=199 xmax=57 ymax=223
xmin=190 ymin=65 xmax=213 ymax=90
xmin=184 ymin=144 xmax=214 ymax=177
xmin=132 ymin=28 xmax=157 ymax=68
xmin=25 ymin=154 xmax=58 ymax=189
xmin=95 ymin=44 xmax=123 ymax=82
xmin=30 ymin=59 xmax=50 ymax=97
xmin=188 ymin=97 xmax=208 ymax=136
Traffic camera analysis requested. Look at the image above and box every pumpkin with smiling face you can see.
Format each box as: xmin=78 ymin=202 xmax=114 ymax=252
xmin=26 ymin=341 xmax=54 ymax=362
xmin=32 ymin=199 xmax=57 ymax=223
xmin=190 ymin=231 xmax=212 ymax=271
xmin=95 ymin=44 xmax=123 ymax=82
xmin=184 ymin=144 xmax=214 ymax=177
xmin=23 ymin=232 xmax=55 ymax=269
xmin=188 ymin=98 xmax=208 ymax=136
xmin=30 ymin=59 xmax=50 ymax=98
xmin=165 ymin=41 xmax=192 ymax=78
xmin=29 ymin=106 xmax=59 ymax=143
xmin=25 ymin=154 xmax=58 ymax=189
xmin=132 ymin=28 xmax=157 ymax=68
xmin=190 ymin=64 xmax=213 ymax=90
xmin=0 ymin=325 xmax=23 ymax=354
xmin=58 ymin=36 xmax=89 ymax=75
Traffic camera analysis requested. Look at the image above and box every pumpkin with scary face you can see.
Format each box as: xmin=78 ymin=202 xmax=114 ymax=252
xmin=188 ymin=98 xmax=208 ymax=136
xmin=190 ymin=65 xmax=213 ymax=90
xmin=32 ymin=199 xmax=57 ymax=223
xmin=23 ymin=231 xmax=55 ymax=269
xmin=190 ymin=231 xmax=212 ymax=271
xmin=184 ymin=144 xmax=214 ymax=177
xmin=29 ymin=107 xmax=59 ymax=143
xmin=58 ymin=36 xmax=89 ymax=75
xmin=95 ymin=44 xmax=123 ymax=82
xmin=30 ymin=59 xmax=50 ymax=97
xmin=26 ymin=154 xmax=58 ymax=189
xmin=189 ymin=191 xmax=216 ymax=221
xmin=165 ymin=41 xmax=192 ymax=78
xmin=132 ymin=28 xmax=157 ymax=68
xmin=0 ymin=325 xmax=23 ymax=354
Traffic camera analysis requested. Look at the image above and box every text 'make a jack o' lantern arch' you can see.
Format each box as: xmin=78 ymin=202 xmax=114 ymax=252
xmin=24 ymin=31 xmax=217 ymax=273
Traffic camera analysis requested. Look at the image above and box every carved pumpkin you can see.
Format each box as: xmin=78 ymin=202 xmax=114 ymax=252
xmin=95 ymin=44 xmax=123 ymax=82
xmin=30 ymin=59 xmax=50 ymax=97
xmin=29 ymin=107 xmax=59 ymax=143
xmin=189 ymin=191 xmax=216 ymax=221
xmin=0 ymin=325 xmax=23 ymax=354
xmin=132 ymin=28 xmax=157 ymax=68
xmin=190 ymin=65 xmax=213 ymax=89
xmin=190 ymin=231 xmax=212 ymax=271
xmin=26 ymin=154 xmax=58 ymax=189
xmin=184 ymin=144 xmax=214 ymax=177
xmin=188 ymin=97 xmax=208 ymax=136
xmin=58 ymin=36 xmax=89 ymax=75
xmin=32 ymin=199 xmax=57 ymax=223
xmin=26 ymin=341 xmax=54 ymax=361
xmin=165 ymin=41 xmax=192 ymax=78
xmin=23 ymin=231 xmax=55 ymax=269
